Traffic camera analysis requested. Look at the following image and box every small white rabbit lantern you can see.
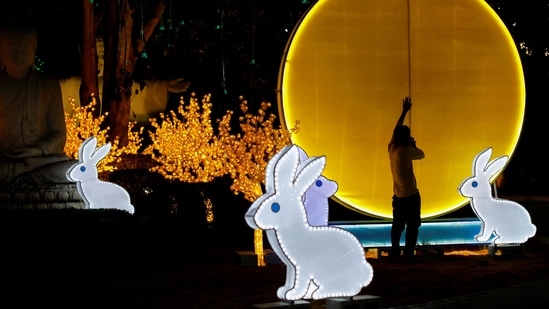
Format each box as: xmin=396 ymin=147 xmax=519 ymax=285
xmin=245 ymin=145 xmax=373 ymax=300
xmin=458 ymin=147 xmax=536 ymax=245
xmin=298 ymin=146 xmax=338 ymax=226
xmin=66 ymin=136 xmax=135 ymax=214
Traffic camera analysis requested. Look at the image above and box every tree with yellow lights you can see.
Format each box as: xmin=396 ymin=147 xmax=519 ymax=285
xmin=218 ymin=97 xmax=298 ymax=200
xmin=144 ymin=94 xmax=226 ymax=183
xmin=64 ymin=96 xmax=143 ymax=173
xmin=72 ymin=92 xmax=297 ymax=266
xmin=217 ymin=97 xmax=299 ymax=266
xmin=144 ymin=94 xmax=298 ymax=266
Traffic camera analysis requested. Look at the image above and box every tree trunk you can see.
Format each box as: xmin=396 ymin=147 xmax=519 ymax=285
xmin=80 ymin=0 xmax=101 ymax=112
xmin=102 ymin=0 xmax=165 ymax=146
xmin=101 ymin=0 xmax=117 ymax=120
xmin=103 ymin=0 xmax=134 ymax=145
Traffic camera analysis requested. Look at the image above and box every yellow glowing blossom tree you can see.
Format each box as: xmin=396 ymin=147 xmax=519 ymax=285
xmin=64 ymin=96 xmax=143 ymax=173
xmin=142 ymin=94 xmax=297 ymax=266
xmin=217 ymin=97 xmax=299 ymax=266
xmin=144 ymin=94 xmax=226 ymax=183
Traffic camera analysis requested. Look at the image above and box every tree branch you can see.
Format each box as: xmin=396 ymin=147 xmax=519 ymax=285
xmin=136 ymin=0 xmax=166 ymax=54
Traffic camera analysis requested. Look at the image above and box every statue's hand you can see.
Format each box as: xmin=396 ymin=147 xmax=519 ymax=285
xmin=24 ymin=155 xmax=68 ymax=167
xmin=11 ymin=154 xmax=68 ymax=178
xmin=166 ymin=78 xmax=191 ymax=93
xmin=5 ymin=147 xmax=43 ymax=159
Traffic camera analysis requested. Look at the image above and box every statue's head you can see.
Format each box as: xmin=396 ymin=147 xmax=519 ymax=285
xmin=96 ymin=38 xmax=105 ymax=77
xmin=0 ymin=25 xmax=38 ymax=78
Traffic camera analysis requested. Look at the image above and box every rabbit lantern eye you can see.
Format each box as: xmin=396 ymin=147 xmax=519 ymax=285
xmin=471 ymin=181 xmax=478 ymax=188
xmin=80 ymin=166 xmax=86 ymax=172
xmin=315 ymin=180 xmax=323 ymax=187
xmin=271 ymin=202 xmax=281 ymax=213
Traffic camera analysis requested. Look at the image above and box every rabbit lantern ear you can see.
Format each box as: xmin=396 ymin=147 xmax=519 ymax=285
xmin=473 ymin=147 xmax=508 ymax=179
xmin=473 ymin=148 xmax=492 ymax=175
xmin=297 ymin=145 xmax=309 ymax=163
xmin=294 ymin=155 xmax=327 ymax=194
xmin=79 ymin=136 xmax=98 ymax=161
xmin=485 ymin=155 xmax=508 ymax=178
xmin=91 ymin=143 xmax=112 ymax=164
xmin=245 ymin=145 xmax=293 ymax=229
xmin=273 ymin=146 xmax=301 ymax=192
xmin=272 ymin=145 xmax=326 ymax=193
xmin=78 ymin=136 xmax=111 ymax=165
xmin=265 ymin=145 xmax=293 ymax=193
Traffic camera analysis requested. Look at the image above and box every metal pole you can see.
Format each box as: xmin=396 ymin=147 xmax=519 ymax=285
xmin=407 ymin=0 xmax=412 ymax=129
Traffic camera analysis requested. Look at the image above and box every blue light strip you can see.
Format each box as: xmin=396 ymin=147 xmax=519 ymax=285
xmin=332 ymin=218 xmax=493 ymax=248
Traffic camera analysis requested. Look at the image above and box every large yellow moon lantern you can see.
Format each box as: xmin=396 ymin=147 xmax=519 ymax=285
xmin=278 ymin=0 xmax=525 ymax=219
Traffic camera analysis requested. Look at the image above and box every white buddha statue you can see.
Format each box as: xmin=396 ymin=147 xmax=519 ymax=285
xmin=0 ymin=25 xmax=74 ymax=184
xmin=60 ymin=38 xmax=190 ymax=124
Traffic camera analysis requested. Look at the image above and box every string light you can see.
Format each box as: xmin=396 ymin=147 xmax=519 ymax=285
xmin=66 ymin=90 xmax=298 ymax=260
xmin=140 ymin=2 xmax=148 ymax=59
xmin=145 ymin=94 xmax=298 ymax=265
xmin=218 ymin=97 xmax=299 ymax=202
xmin=64 ymin=96 xmax=143 ymax=173
xmin=145 ymin=94 xmax=298 ymax=188
xmin=246 ymin=146 xmax=373 ymax=299
xmin=202 ymin=191 xmax=214 ymax=228
xmin=254 ymin=229 xmax=265 ymax=267
xmin=217 ymin=5 xmax=228 ymax=95
xmin=458 ymin=148 xmax=537 ymax=245
xmin=250 ymin=0 xmax=256 ymax=65
xmin=33 ymin=55 xmax=45 ymax=72
xmin=144 ymin=94 xmax=226 ymax=183
xmin=219 ymin=97 xmax=298 ymax=266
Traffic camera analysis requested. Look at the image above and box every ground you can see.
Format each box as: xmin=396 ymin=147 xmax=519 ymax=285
xmin=1 ymin=208 xmax=548 ymax=308
xmin=1 ymin=238 xmax=548 ymax=308
xmin=1 ymin=168 xmax=548 ymax=308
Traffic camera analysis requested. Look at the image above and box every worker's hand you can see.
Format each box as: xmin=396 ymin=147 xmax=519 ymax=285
xmin=402 ymin=97 xmax=412 ymax=112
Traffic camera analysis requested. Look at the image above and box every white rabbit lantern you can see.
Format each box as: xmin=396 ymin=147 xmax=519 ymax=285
xmin=297 ymin=146 xmax=338 ymax=226
xmin=245 ymin=145 xmax=373 ymax=301
xmin=66 ymin=136 xmax=135 ymax=214
xmin=458 ymin=147 xmax=536 ymax=245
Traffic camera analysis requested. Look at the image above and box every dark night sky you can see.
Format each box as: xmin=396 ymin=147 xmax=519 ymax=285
xmin=486 ymin=0 xmax=549 ymax=194
xmin=1 ymin=0 xmax=549 ymax=194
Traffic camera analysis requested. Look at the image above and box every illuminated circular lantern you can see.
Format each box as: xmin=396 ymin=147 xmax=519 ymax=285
xmin=278 ymin=0 xmax=525 ymax=219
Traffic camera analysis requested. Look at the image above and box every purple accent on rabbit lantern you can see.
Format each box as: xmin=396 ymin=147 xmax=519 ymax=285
xmin=245 ymin=145 xmax=373 ymax=301
xmin=298 ymin=146 xmax=339 ymax=227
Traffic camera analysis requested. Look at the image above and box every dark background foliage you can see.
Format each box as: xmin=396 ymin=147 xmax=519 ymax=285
xmin=1 ymin=0 xmax=549 ymax=194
